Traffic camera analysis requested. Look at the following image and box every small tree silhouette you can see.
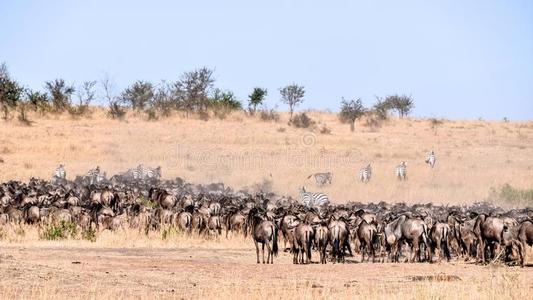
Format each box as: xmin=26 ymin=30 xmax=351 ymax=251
xmin=339 ymin=98 xmax=366 ymax=131
xmin=279 ymin=84 xmax=305 ymax=121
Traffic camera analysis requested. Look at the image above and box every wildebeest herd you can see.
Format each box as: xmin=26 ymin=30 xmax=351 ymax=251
xmin=0 ymin=164 xmax=532 ymax=267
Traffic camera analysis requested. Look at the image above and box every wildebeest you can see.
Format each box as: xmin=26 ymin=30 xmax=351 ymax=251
xmin=518 ymin=220 xmax=533 ymax=266
xmin=245 ymin=208 xmax=278 ymax=264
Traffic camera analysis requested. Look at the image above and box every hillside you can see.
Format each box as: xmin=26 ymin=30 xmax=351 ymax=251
xmin=0 ymin=110 xmax=532 ymax=205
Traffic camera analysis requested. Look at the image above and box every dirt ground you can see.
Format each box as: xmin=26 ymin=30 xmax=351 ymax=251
xmin=1 ymin=242 xmax=532 ymax=300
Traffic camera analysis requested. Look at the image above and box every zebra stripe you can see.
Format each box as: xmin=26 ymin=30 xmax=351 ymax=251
xmin=359 ymin=164 xmax=372 ymax=183
xmin=396 ymin=161 xmax=407 ymax=181
xmin=425 ymin=151 xmax=436 ymax=168
xmin=53 ymin=164 xmax=66 ymax=179
xmin=307 ymin=172 xmax=332 ymax=186
xmin=299 ymin=187 xmax=330 ymax=208
xmin=126 ymin=164 xmax=161 ymax=181
xmin=142 ymin=166 xmax=161 ymax=180
xmin=87 ymin=166 xmax=106 ymax=184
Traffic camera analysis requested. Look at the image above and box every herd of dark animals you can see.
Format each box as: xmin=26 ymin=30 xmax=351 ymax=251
xmin=0 ymin=166 xmax=532 ymax=267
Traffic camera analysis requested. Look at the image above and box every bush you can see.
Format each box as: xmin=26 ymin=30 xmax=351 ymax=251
xmin=82 ymin=228 xmax=97 ymax=242
xmin=145 ymin=108 xmax=158 ymax=121
xmin=41 ymin=220 xmax=78 ymax=240
xmin=259 ymin=109 xmax=280 ymax=122
xmin=363 ymin=113 xmax=382 ymax=130
xmin=108 ymin=102 xmax=126 ymax=120
xmin=291 ymin=112 xmax=315 ymax=128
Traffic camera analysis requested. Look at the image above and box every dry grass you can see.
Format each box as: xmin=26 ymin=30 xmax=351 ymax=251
xmin=0 ymin=225 xmax=532 ymax=300
xmin=1 ymin=109 xmax=532 ymax=205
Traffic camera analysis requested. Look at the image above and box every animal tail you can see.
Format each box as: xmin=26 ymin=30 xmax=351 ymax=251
xmin=332 ymin=226 xmax=340 ymax=261
xmin=442 ymin=226 xmax=451 ymax=260
xmin=306 ymin=230 xmax=312 ymax=261
xmin=272 ymin=224 xmax=279 ymax=256
xmin=225 ymin=215 xmax=231 ymax=237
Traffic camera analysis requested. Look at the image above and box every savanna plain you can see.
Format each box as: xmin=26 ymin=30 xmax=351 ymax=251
xmin=1 ymin=111 xmax=532 ymax=299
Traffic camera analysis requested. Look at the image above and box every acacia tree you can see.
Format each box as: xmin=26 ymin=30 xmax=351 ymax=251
xmin=71 ymin=80 xmax=97 ymax=115
xmin=212 ymin=88 xmax=242 ymax=110
xmin=44 ymin=79 xmax=75 ymax=112
xmin=279 ymin=84 xmax=305 ymax=121
xmin=0 ymin=63 xmax=24 ymax=119
xmin=384 ymin=94 xmax=414 ymax=118
xmin=173 ymin=67 xmax=215 ymax=112
xmin=100 ymin=74 xmax=126 ymax=119
xmin=120 ymin=80 xmax=154 ymax=111
xmin=248 ymin=87 xmax=267 ymax=113
xmin=339 ymin=97 xmax=366 ymax=131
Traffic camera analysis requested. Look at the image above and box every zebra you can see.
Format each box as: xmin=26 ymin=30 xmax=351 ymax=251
xmin=142 ymin=165 xmax=161 ymax=180
xmin=307 ymin=172 xmax=332 ymax=186
xmin=396 ymin=161 xmax=407 ymax=181
xmin=359 ymin=163 xmax=372 ymax=183
xmin=299 ymin=186 xmax=330 ymax=208
xmin=87 ymin=166 xmax=106 ymax=184
xmin=53 ymin=164 xmax=66 ymax=180
xmin=425 ymin=150 xmax=436 ymax=168
xmin=128 ymin=164 xmax=161 ymax=181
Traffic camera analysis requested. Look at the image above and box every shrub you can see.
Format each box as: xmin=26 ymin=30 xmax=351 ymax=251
xmin=108 ymin=101 xmax=126 ymax=120
xmin=291 ymin=112 xmax=315 ymax=128
xmin=248 ymin=87 xmax=267 ymax=114
xmin=41 ymin=220 xmax=78 ymax=240
xmin=363 ymin=113 xmax=382 ymax=130
xmin=259 ymin=108 xmax=280 ymax=122
xmin=82 ymin=228 xmax=97 ymax=242
xmin=138 ymin=196 xmax=157 ymax=209
xmin=44 ymin=79 xmax=75 ymax=113
xmin=145 ymin=108 xmax=159 ymax=121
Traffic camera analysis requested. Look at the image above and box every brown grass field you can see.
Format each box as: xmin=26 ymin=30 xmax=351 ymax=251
xmin=1 ymin=110 xmax=533 ymax=299
xmin=0 ymin=226 xmax=532 ymax=300
xmin=1 ymin=110 xmax=532 ymax=205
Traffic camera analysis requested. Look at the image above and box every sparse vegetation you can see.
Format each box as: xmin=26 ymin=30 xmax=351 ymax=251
xmin=290 ymin=112 xmax=315 ymax=128
xmin=40 ymin=220 xmax=78 ymax=240
xmin=488 ymin=184 xmax=533 ymax=207
xmin=44 ymin=78 xmax=75 ymax=113
xmin=339 ymin=98 xmax=366 ymax=131
xmin=279 ymin=84 xmax=305 ymax=121
xmin=259 ymin=108 xmax=280 ymax=122
xmin=248 ymin=87 xmax=267 ymax=114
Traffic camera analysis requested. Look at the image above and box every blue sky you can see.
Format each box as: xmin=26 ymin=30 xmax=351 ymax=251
xmin=1 ymin=0 xmax=532 ymax=120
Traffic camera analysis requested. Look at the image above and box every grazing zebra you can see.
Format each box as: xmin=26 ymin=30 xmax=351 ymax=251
xmin=299 ymin=187 xmax=330 ymax=208
xmin=142 ymin=165 xmax=161 ymax=180
xmin=307 ymin=172 xmax=332 ymax=186
xmin=53 ymin=164 xmax=66 ymax=179
xmin=128 ymin=164 xmax=161 ymax=181
xmin=425 ymin=150 xmax=436 ymax=168
xmin=87 ymin=166 xmax=106 ymax=184
xmin=359 ymin=164 xmax=372 ymax=183
xmin=396 ymin=161 xmax=407 ymax=181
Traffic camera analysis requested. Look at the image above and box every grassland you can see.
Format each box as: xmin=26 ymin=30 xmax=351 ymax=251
xmin=1 ymin=109 xmax=532 ymax=205
xmin=0 ymin=226 xmax=532 ymax=300
xmin=1 ymin=111 xmax=533 ymax=299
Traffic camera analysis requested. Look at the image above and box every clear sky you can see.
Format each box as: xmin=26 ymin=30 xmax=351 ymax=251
xmin=1 ymin=0 xmax=532 ymax=120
